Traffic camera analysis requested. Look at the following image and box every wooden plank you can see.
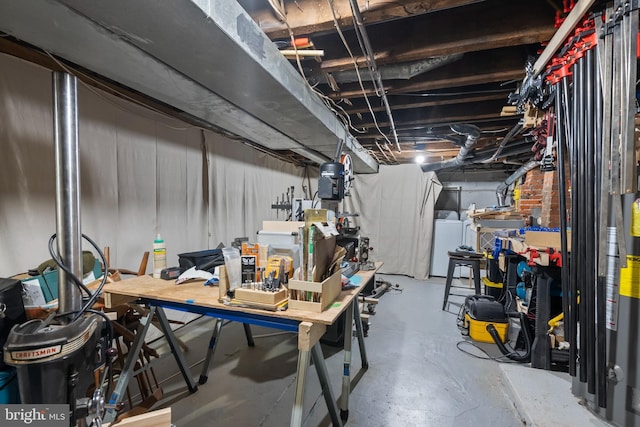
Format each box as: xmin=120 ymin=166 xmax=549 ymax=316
xmin=103 ymin=292 xmax=136 ymax=309
xmin=104 ymin=407 xmax=171 ymax=427
xmin=533 ymin=0 xmax=597 ymax=76
xmin=298 ymin=321 xmax=327 ymax=351
xmin=234 ymin=287 xmax=287 ymax=305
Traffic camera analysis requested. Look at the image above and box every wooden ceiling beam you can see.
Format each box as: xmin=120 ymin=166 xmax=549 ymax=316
xmin=243 ymin=0 xmax=481 ymax=39
xmin=318 ymin=0 xmax=556 ymax=72
xmin=353 ymin=99 xmax=508 ymax=127
xmin=328 ymin=48 xmax=527 ymax=99
xmin=345 ymin=92 xmax=508 ymax=114
xmin=355 ymin=116 xmax=520 ymax=139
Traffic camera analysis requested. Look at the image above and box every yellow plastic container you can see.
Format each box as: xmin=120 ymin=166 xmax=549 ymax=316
xmin=465 ymin=313 xmax=508 ymax=343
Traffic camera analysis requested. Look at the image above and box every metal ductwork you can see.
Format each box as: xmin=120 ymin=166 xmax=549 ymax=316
xmin=0 ymin=0 xmax=378 ymax=173
xmin=312 ymin=55 xmax=463 ymax=85
xmin=420 ymin=123 xmax=481 ymax=172
xmin=496 ymin=159 xmax=541 ymax=205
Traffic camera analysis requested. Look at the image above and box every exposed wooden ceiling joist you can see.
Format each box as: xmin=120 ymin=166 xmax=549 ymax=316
xmin=317 ymin=0 xmax=556 ymax=72
xmin=241 ymin=0 xmax=482 ymax=39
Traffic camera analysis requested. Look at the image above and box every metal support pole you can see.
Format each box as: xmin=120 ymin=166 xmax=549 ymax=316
xmin=52 ymin=71 xmax=83 ymax=315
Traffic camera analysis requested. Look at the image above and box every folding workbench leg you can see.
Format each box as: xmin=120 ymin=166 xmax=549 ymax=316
xmin=199 ymin=318 xmax=223 ymax=384
xmin=339 ymin=299 xmax=355 ymax=421
xmin=243 ymin=323 xmax=255 ymax=347
xmin=291 ymin=348 xmax=311 ymax=427
xmin=311 ymin=342 xmax=343 ymax=427
xmin=155 ymin=307 xmax=198 ymax=393
xmin=353 ymin=298 xmax=369 ymax=369
xmin=104 ymin=305 xmax=157 ymax=423
xmin=292 ymin=322 xmax=326 ymax=427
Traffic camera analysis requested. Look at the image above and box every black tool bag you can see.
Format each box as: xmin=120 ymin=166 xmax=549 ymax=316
xmin=177 ymin=249 xmax=224 ymax=274
xmin=0 ymin=278 xmax=27 ymax=370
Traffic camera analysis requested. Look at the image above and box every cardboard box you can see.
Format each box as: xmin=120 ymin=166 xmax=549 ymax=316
xmin=288 ymin=269 xmax=342 ymax=313
xmin=524 ymin=231 xmax=571 ymax=251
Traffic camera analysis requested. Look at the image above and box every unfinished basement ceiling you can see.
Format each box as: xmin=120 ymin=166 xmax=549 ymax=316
xmin=239 ymin=0 xmax=565 ymax=173
xmin=0 ymin=0 xmax=589 ymax=174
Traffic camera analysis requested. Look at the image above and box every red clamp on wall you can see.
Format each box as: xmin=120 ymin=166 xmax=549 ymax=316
xmin=546 ymin=248 xmax=563 ymax=267
xmin=519 ymin=248 xmax=541 ymax=266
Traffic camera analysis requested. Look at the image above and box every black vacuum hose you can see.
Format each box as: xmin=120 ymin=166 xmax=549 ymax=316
xmin=487 ymin=312 xmax=531 ymax=362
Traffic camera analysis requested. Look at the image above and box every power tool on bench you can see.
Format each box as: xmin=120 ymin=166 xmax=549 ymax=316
xmin=3 ymin=234 xmax=117 ymax=426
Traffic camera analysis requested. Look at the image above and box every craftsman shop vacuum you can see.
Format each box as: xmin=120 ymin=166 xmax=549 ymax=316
xmin=458 ymin=295 xmax=532 ymax=362
xmin=3 ymin=234 xmax=113 ymax=426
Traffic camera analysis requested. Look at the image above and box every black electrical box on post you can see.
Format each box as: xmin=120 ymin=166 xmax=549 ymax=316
xmin=318 ymin=162 xmax=344 ymax=200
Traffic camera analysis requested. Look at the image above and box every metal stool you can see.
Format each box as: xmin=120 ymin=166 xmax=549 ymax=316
xmin=442 ymin=251 xmax=483 ymax=310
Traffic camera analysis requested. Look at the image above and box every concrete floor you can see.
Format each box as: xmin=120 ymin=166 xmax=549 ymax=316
xmin=136 ymin=274 xmax=609 ymax=427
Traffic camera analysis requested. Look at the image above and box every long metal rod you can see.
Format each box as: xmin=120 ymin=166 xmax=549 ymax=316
xmin=53 ymin=71 xmax=83 ymax=315
xmin=620 ymin=6 xmax=638 ymax=194
xmin=348 ymin=0 xmax=400 ymax=152
xmin=562 ymin=74 xmax=578 ymax=377
xmin=555 ymin=80 xmax=574 ymax=376
xmin=593 ymin=36 xmax=608 ymax=408
xmin=585 ymin=47 xmax=596 ymax=394
xmin=575 ymin=55 xmax=588 ymax=383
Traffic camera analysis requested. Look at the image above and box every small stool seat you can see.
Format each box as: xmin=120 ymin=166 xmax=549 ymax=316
xmin=442 ymin=251 xmax=483 ymax=310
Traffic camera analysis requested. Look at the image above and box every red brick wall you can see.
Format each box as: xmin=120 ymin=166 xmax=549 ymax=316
xmin=519 ymin=165 xmax=568 ymax=228
xmin=541 ymin=170 xmax=560 ymax=227
xmin=518 ymin=168 xmax=545 ymax=220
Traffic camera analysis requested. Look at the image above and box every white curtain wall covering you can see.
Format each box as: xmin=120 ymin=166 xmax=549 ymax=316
xmin=0 ymin=53 xmax=311 ymax=276
xmin=0 ymin=52 xmax=441 ymax=281
xmin=346 ymin=165 xmax=442 ymax=279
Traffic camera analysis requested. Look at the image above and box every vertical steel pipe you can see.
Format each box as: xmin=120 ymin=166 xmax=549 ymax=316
xmin=555 ymin=79 xmax=574 ymax=376
xmin=562 ymin=75 xmax=578 ymax=377
xmin=584 ymin=47 xmax=596 ymax=394
xmin=53 ymin=71 xmax=83 ymax=315
xmin=575 ymin=54 xmax=588 ymax=383
xmin=594 ymin=41 xmax=607 ymax=409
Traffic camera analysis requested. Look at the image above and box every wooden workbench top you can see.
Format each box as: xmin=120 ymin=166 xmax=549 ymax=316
xmin=102 ymin=262 xmax=382 ymax=326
